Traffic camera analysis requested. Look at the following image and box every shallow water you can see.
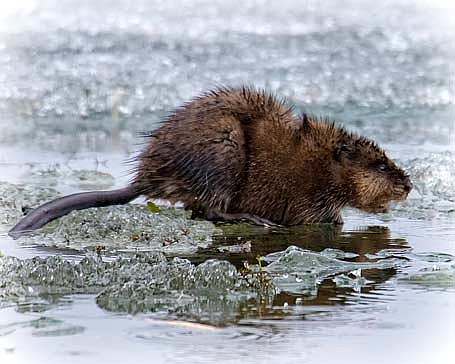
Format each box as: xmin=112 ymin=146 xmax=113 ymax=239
xmin=0 ymin=0 xmax=454 ymax=363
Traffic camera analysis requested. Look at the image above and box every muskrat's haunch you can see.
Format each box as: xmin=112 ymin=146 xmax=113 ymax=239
xmin=9 ymin=87 xmax=412 ymax=238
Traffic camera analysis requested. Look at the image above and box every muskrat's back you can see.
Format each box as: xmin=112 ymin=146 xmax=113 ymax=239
xmin=134 ymin=87 xmax=297 ymax=216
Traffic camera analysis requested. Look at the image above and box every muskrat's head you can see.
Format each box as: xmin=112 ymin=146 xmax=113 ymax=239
xmin=329 ymin=127 xmax=412 ymax=214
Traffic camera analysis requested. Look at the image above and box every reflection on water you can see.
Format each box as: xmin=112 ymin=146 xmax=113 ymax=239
xmin=194 ymin=224 xmax=409 ymax=307
xmin=206 ymin=224 xmax=406 ymax=264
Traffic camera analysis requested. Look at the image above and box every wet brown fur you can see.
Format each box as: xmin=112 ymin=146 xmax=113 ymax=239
xmin=134 ymin=86 xmax=411 ymax=225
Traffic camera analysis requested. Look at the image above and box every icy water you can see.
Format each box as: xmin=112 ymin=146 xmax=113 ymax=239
xmin=0 ymin=0 xmax=454 ymax=363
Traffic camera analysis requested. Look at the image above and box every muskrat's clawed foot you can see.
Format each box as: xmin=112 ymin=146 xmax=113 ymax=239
xmin=205 ymin=209 xmax=280 ymax=227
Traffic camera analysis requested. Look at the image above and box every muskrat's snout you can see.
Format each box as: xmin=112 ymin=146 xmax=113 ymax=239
xmin=402 ymin=175 xmax=412 ymax=194
xmin=395 ymin=173 xmax=412 ymax=200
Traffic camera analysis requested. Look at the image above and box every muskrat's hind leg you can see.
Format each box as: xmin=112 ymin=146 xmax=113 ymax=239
xmin=138 ymin=114 xmax=249 ymax=213
xmin=205 ymin=209 xmax=279 ymax=227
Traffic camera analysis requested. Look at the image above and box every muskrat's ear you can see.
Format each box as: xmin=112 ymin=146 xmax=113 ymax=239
xmin=334 ymin=144 xmax=352 ymax=161
xmin=302 ymin=113 xmax=310 ymax=126
xmin=298 ymin=113 xmax=311 ymax=133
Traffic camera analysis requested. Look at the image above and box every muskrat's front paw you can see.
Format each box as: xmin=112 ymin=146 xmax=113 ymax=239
xmin=204 ymin=209 xmax=280 ymax=227
xmin=241 ymin=214 xmax=280 ymax=227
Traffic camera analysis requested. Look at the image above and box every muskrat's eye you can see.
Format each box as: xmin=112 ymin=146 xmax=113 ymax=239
xmin=377 ymin=163 xmax=387 ymax=172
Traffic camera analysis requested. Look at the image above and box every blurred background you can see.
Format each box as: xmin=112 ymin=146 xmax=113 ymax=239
xmin=0 ymin=0 xmax=453 ymax=154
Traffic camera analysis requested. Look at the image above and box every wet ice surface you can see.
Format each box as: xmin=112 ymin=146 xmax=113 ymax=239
xmin=0 ymin=252 xmax=274 ymax=324
xmin=0 ymin=0 xmax=454 ymax=363
xmin=24 ymin=205 xmax=217 ymax=254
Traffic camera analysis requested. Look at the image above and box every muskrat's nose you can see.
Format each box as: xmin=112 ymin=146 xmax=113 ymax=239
xmin=403 ymin=177 xmax=412 ymax=193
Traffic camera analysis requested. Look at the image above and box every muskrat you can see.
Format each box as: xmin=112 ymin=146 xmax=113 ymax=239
xmin=9 ymin=87 xmax=412 ymax=237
